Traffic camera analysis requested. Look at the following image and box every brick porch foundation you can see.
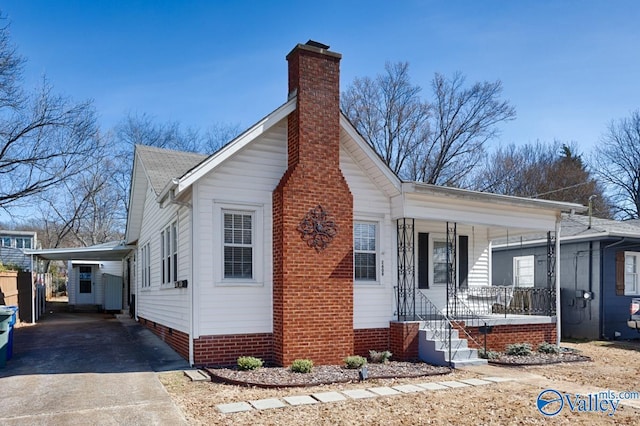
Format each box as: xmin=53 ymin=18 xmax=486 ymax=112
xmin=460 ymin=322 xmax=557 ymax=352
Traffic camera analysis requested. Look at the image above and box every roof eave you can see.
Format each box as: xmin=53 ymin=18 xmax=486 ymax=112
xmin=176 ymin=97 xmax=297 ymax=194
xmin=404 ymin=182 xmax=587 ymax=214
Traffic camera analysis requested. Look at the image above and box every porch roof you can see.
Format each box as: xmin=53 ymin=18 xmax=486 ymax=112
xmin=26 ymin=241 xmax=133 ymax=262
xmin=395 ymin=182 xmax=587 ymax=237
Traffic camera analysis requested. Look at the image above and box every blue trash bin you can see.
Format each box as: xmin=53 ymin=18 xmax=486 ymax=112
xmin=5 ymin=306 xmax=18 ymax=360
xmin=0 ymin=309 xmax=11 ymax=368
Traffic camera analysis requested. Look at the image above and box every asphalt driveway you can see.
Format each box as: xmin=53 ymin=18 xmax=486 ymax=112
xmin=0 ymin=303 xmax=190 ymax=425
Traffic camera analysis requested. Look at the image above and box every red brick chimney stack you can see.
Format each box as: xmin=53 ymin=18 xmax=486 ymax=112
xmin=272 ymin=41 xmax=354 ymax=366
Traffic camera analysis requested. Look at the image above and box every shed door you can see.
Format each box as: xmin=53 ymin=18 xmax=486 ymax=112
xmin=76 ymin=266 xmax=94 ymax=305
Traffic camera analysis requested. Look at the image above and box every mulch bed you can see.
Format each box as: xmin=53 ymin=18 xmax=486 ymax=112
xmin=488 ymin=351 xmax=591 ymax=366
xmin=206 ymin=362 xmax=451 ymax=388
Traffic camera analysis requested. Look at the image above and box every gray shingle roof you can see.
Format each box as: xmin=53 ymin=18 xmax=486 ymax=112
xmin=136 ymin=145 xmax=208 ymax=195
xmin=561 ymin=214 xmax=640 ymax=238
xmin=496 ymin=214 xmax=640 ymax=247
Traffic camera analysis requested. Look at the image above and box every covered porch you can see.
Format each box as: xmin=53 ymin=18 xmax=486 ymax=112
xmin=389 ymin=183 xmax=585 ymax=363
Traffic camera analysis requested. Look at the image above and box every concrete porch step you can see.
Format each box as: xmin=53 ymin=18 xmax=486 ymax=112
xmin=418 ymin=328 xmax=487 ymax=368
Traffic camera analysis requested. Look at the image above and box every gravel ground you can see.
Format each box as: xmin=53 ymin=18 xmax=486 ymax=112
xmin=159 ymin=341 xmax=640 ymax=425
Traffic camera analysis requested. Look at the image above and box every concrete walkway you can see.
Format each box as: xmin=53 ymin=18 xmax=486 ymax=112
xmin=216 ymin=376 xmax=514 ymax=414
xmin=0 ymin=303 xmax=190 ymax=425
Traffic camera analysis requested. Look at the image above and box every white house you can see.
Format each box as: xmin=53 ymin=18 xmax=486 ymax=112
xmin=125 ymin=41 xmax=585 ymax=367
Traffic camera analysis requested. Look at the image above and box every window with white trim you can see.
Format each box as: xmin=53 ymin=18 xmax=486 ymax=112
xmin=432 ymin=239 xmax=449 ymax=286
xmin=223 ymin=211 xmax=253 ymax=279
xmin=625 ymin=252 xmax=640 ymax=295
xmin=140 ymin=243 xmax=151 ymax=288
xmin=354 ymin=222 xmax=377 ymax=281
xmin=513 ymin=255 xmax=535 ymax=287
xmin=160 ymin=221 xmax=178 ymax=285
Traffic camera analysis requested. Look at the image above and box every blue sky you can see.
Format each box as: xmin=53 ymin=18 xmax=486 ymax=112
xmin=4 ymin=1 xmax=640 ymax=154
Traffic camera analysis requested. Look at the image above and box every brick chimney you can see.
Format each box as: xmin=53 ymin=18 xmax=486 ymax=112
xmin=272 ymin=41 xmax=354 ymax=366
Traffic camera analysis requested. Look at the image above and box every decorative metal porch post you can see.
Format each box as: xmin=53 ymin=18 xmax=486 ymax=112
xmin=396 ymin=218 xmax=415 ymax=320
xmin=445 ymin=222 xmax=457 ymax=318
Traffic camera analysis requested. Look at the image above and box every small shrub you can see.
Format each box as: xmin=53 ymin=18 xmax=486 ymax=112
xmin=478 ymin=349 xmax=500 ymax=360
xmin=237 ymin=356 xmax=263 ymax=371
xmin=344 ymin=355 xmax=367 ymax=369
xmin=538 ymin=342 xmax=560 ymax=354
xmin=505 ymin=343 xmax=533 ymax=356
xmin=369 ymin=350 xmax=392 ymax=364
xmin=290 ymin=359 xmax=313 ymax=373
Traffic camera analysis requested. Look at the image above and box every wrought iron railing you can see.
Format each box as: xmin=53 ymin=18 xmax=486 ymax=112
xmin=414 ymin=291 xmax=485 ymax=364
xmin=457 ymin=286 xmax=556 ymax=317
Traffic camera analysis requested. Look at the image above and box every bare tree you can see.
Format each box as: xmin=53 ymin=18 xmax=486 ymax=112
xmin=341 ymin=62 xmax=430 ymax=177
xmin=478 ymin=141 xmax=612 ymax=217
xmin=594 ymin=110 xmax=640 ymax=219
xmin=38 ymin=154 xmax=123 ymax=248
xmin=0 ymin=19 xmax=98 ymax=213
xmin=415 ymin=73 xmax=516 ymax=186
xmin=342 ymin=64 xmax=515 ymax=186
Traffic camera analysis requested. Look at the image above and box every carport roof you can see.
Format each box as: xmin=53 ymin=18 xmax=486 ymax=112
xmin=26 ymin=241 xmax=133 ymax=261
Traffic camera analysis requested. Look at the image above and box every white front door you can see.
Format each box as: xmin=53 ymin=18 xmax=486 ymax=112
xmin=76 ymin=265 xmax=95 ymax=304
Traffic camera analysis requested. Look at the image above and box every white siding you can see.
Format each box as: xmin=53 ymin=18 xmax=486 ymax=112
xmin=415 ymin=223 xmax=491 ymax=309
xmin=67 ymin=260 xmax=76 ymax=305
xmin=340 ymin=145 xmax=395 ymax=329
xmin=193 ymin=121 xmax=287 ymax=337
xmin=135 ymin=184 xmax=191 ymax=333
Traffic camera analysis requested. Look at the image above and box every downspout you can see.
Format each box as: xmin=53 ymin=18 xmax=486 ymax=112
xmin=189 ymin=189 xmax=195 ymax=367
xmin=588 ymin=241 xmax=593 ymax=321
xmin=555 ymin=218 xmax=562 ymax=346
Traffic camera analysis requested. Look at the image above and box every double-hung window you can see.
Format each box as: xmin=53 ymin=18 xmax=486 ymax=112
xmin=354 ymin=222 xmax=377 ymax=281
xmin=223 ymin=211 xmax=253 ymax=279
xmin=513 ymin=255 xmax=535 ymax=288
xmin=625 ymin=252 xmax=640 ymax=295
xmin=140 ymin=243 xmax=151 ymax=288
xmin=161 ymin=222 xmax=178 ymax=286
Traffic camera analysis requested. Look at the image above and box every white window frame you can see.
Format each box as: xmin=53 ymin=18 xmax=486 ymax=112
xmin=140 ymin=242 xmax=151 ymax=289
xmin=160 ymin=221 xmax=178 ymax=288
xmin=430 ymin=236 xmax=451 ymax=287
xmin=513 ymin=255 xmax=535 ymax=288
xmin=625 ymin=252 xmax=640 ymax=296
xmin=213 ymin=201 xmax=263 ymax=286
xmin=354 ymin=221 xmax=379 ymax=284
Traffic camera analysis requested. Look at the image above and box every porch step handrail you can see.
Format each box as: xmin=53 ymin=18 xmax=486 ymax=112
xmin=415 ymin=291 xmax=484 ymax=362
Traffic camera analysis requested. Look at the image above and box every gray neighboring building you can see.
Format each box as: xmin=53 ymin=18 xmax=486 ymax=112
xmin=0 ymin=230 xmax=38 ymax=271
xmin=493 ymin=215 xmax=640 ymax=340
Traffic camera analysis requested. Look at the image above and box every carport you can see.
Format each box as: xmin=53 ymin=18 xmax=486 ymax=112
xmin=27 ymin=242 xmax=133 ymax=313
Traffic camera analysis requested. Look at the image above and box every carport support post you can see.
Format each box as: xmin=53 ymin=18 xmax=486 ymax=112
xmin=555 ymin=218 xmax=561 ymax=347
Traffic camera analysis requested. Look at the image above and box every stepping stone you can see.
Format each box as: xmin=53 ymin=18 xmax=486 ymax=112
xmin=483 ymin=376 xmax=515 ymax=383
xmin=459 ymin=378 xmax=493 ymax=386
xmin=438 ymin=381 xmax=470 ymax=388
xmin=368 ymin=386 xmax=401 ymax=396
xmin=312 ymin=391 xmax=347 ymax=403
xmin=416 ymin=382 xmax=450 ymax=391
xmin=342 ymin=389 xmax=377 ymax=399
xmin=183 ymin=369 xmax=209 ymax=382
xmin=217 ymin=402 xmax=253 ymax=413
xmin=393 ymin=384 xmax=426 ymax=393
xmin=283 ymin=395 xmax=319 ymax=406
xmin=249 ymin=398 xmax=287 ymax=410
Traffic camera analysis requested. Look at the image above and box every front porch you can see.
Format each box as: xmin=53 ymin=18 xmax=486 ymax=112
xmin=389 ymin=183 xmax=583 ymax=366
